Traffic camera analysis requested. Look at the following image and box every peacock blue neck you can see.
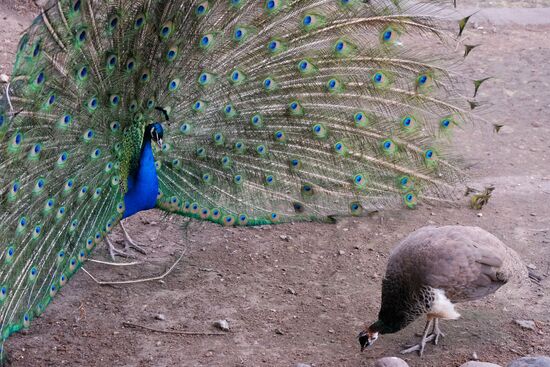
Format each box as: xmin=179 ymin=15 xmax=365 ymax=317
xmin=122 ymin=135 xmax=159 ymax=219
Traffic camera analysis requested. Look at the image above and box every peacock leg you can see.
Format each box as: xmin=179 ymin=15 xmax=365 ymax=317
xmin=120 ymin=220 xmax=147 ymax=255
xmin=105 ymin=236 xmax=135 ymax=261
xmin=400 ymin=318 xmax=436 ymax=357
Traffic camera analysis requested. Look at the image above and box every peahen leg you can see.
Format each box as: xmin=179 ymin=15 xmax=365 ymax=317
xmin=432 ymin=318 xmax=445 ymax=345
xmin=400 ymin=318 xmax=437 ymax=357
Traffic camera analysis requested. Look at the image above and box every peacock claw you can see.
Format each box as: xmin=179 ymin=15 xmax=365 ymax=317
xmin=104 ymin=220 xmax=147 ymax=261
xmin=120 ymin=221 xmax=147 ymax=255
xmin=105 ymin=237 xmax=136 ymax=261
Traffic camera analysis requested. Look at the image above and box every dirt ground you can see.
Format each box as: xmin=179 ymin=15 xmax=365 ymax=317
xmin=1 ymin=2 xmax=550 ymax=367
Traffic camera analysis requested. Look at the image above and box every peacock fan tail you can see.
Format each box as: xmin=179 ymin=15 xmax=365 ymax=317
xmin=0 ymin=0 xmax=483 ymax=359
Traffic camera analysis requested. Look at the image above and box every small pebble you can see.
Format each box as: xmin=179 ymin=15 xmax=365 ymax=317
xmin=295 ymin=364 xmax=311 ymax=367
xmin=0 ymin=74 xmax=9 ymax=83
xmin=213 ymin=319 xmax=230 ymax=331
xmin=338 ymin=250 xmax=345 ymax=256
xmin=477 ymin=212 xmax=483 ymax=217
xmin=374 ymin=357 xmax=409 ymax=367
xmin=156 ymin=341 xmax=162 ymax=346
xmin=514 ymin=319 xmax=536 ymax=330
xmin=286 ymin=287 xmax=297 ymax=295
xmin=274 ymin=328 xmax=284 ymax=335
xmin=154 ymin=314 xmax=166 ymax=321
xmin=459 ymin=362 xmax=502 ymax=367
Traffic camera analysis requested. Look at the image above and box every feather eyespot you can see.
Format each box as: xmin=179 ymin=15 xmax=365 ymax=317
xmin=256 ymin=144 xmax=267 ymax=156
xmin=229 ymin=69 xmax=246 ymax=84
xmin=159 ymin=21 xmax=174 ymax=39
xmin=166 ymin=46 xmax=178 ymax=61
xmin=403 ymin=192 xmax=417 ymax=208
xmin=76 ymin=29 xmax=87 ymax=44
xmin=265 ymin=0 xmax=283 ymax=13
xmin=108 ymin=16 xmax=118 ymax=32
xmin=381 ymin=26 xmax=399 ymax=44
xmin=266 ymin=38 xmax=285 ymax=53
xmin=350 ymin=201 xmax=363 ymax=216
xmin=134 ymin=15 xmax=145 ymax=29
xmin=168 ymin=78 xmax=181 ymax=91
xmin=180 ymin=123 xmax=191 ymax=134
xmin=250 ymin=114 xmax=263 ymax=128
xmin=0 ymin=286 xmax=8 ymax=301
xmin=195 ymin=1 xmax=210 ymax=16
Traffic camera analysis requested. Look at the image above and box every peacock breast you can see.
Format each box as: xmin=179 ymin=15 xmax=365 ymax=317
xmin=122 ymin=139 xmax=159 ymax=218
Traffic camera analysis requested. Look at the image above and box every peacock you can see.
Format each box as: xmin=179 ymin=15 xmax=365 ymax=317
xmin=0 ymin=0 xmax=484 ymax=361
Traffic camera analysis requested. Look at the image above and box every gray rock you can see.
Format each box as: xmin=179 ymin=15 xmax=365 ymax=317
xmin=459 ymin=363 xmax=502 ymax=367
xmin=507 ymin=356 xmax=550 ymax=367
xmin=374 ymin=357 xmax=409 ymax=367
xmin=514 ymin=319 xmax=536 ymax=330
xmin=213 ymin=319 xmax=230 ymax=331
xmin=295 ymin=364 xmax=311 ymax=367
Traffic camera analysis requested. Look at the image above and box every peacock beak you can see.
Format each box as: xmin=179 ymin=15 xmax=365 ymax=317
xmin=157 ymin=138 xmax=163 ymax=150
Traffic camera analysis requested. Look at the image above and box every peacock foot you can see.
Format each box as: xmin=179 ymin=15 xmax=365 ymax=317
xmin=105 ymin=237 xmax=135 ymax=260
xmin=120 ymin=221 xmax=147 ymax=255
xmin=105 ymin=220 xmax=147 ymax=261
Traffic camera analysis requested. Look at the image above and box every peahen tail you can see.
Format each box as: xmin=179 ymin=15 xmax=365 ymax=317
xmin=0 ymin=0 xmax=483 ymax=359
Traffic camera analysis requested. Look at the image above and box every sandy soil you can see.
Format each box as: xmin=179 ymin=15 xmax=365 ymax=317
xmin=1 ymin=2 xmax=549 ymax=367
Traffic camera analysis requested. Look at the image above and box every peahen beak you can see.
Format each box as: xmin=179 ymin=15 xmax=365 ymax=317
xmin=358 ymin=330 xmax=370 ymax=352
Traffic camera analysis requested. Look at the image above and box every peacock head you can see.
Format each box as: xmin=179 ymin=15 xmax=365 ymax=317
xmin=358 ymin=322 xmax=380 ymax=352
xmin=146 ymin=122 xmax=164 ymax=149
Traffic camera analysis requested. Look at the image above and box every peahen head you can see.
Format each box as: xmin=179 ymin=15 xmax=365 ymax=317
xmin=358 ymin=321 xmax=382 ymax=352
xmin=145 ymin=122 xmax=164 ymax=149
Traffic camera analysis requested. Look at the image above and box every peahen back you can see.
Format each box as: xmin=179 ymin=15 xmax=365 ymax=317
xmin=0 ymin=0 xmax=481 ymax=359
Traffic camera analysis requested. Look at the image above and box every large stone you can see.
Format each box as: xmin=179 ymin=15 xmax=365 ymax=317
xmin=459 ymin=362 xmax=502 ymax=367
xmin=507 ymin=356 xmax=550 ymax=367
xmin=374 ymin=357 xmax=409 ymax=367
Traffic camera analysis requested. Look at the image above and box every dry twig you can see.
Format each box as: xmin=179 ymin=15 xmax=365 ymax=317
xmin=122 ymin=321 xmax=226 ymax=336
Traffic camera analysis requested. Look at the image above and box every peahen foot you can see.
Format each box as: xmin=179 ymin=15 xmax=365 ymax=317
xmin=105 ymin=220 xmax=147 ymax=260
xmin=400 ymin=318 xmax=444 ymax=356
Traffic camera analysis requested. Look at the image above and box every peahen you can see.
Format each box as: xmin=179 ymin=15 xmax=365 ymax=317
xmin=0 ymin=0 xmax=483 ymax=360
xmin=358 ymin=226 xmax=527 ymax=356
